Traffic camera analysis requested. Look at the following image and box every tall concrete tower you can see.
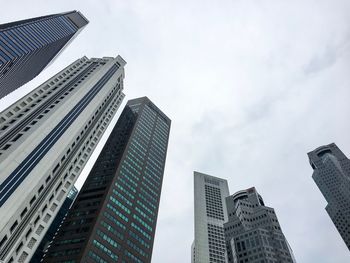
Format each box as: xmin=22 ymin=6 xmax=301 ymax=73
xmin=224 ymin=187 xmax=295 ymax=263
xmin=308 ymin=143 xmax=350 ymax=251
xmin=0 ymin=55 xmax=126 ymax=263
xmin=42 ymin=97 xmax=171 ymax=263
xmin=0 ymin=11 xmax=88 ymax=99
xmin=192 ymin=172 xmax=230 ymax=263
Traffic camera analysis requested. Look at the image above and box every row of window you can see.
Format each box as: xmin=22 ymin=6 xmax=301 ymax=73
xmin=92 ymin=239 xmax=118 ymax=262
xmin=129 ymin=230 xmax=150 ymax=249
xmin=100 ymin=220 xmax=124 ymax=240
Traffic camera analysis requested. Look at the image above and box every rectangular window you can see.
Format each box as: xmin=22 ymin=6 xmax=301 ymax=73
xmin=10 ymin=221 xmax=18 ymax=233
xmin=20 ymin=207 xmax=28 ymax=218
xmin=30 ymin=196 xmax=36 ymax=205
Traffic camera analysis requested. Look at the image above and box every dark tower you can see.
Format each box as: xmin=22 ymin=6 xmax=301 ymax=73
xmin=43 ymin=97 xmax=171 ymax=263
xmin=0 ymin=10 xmax=88 ymax=99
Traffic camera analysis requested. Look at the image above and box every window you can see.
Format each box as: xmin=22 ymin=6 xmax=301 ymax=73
xmin=0 ymin=235 xmax=8 ymax=248
xmin=16 ymin=242 xmax=23 ymax=254
xmin=10 ymin=221 xmax=18 ymax=233
xmin=34 ymin=215 xmax=40 ymax=225
xmin=25 ymin=228 xmax=32 ymax=239
xmin=30 ymin=196 xmax=36 ymax=205
xmin=20 ymin=207 xmax=28 ymax=218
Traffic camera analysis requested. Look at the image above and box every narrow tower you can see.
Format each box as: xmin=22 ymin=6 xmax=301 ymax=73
xmin=42 ymin=97 xmax=171 ymax=263
xmin=308 ymin=143 xmax=350 ymax=250
xmin=192 ymin=172 xmax=230 ymax=263
xmin=0 ymin=55 xmax=126 ymax=263
xmin=0 ymin=10 xmax=88 ymax=99
xmin=224 ymin=187 xmax=295 ymax=263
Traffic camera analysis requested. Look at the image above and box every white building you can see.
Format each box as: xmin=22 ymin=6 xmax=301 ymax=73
xmin=0 ymin=55 xmax=126 ymax=263
xmin=224 ymin=187 xmax=295 ymax=263
xmin=308 ymin=143 xmax=350 ymax=251
xmin=193 ymin=171 xmax=230 ymax=263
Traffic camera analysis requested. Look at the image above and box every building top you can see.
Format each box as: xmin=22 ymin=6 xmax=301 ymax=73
xmin=0 ymin=11 xmax=88 ymax=31
xmin=307 ymin=143 xmax=347 ymax=170
xmin=194 ymin=171 xmax=228 ymax=184
xmin=229 ymin=187 xmax=265 ymax=206
xmin=127 ymin=96 xmax=171 ymax=125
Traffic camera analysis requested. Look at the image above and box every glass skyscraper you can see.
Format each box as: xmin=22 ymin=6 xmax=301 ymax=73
xmin=0 ymin=55 xmax=126 ymax=263
xmin=0 ymin=10 xmax=88 ymax=99
xmin=42 ymin=97 xmax=171 ymax=263
xmin=308 ymin=143 xmax=350 ymax=251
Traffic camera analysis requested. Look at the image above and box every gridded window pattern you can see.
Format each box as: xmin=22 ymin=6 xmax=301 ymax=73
xmin=0 ymin=58 xmax=95 ymax=154
xmin=0 ymin=11 xmax=88 ymax=99
xmin=17 ymin=251 xmax=28 ymax=263
xmin=92 ymin=239 xmax=118 ymax=262
xmin=88 ymin=250 xmax=108 ymax=263
xmin=224 ymin=189 xmax=295 ymax=263
xmin=230 ymin=230 xmax=293 ymax=263
xmin=103 ymin=99 xmax=169 ymax=261
xmin=205 ymin=185 xmax=225 ymax=220
xmin=0 ymin=57 xmax=125 ymax=263
xmin=309 ymin=144 xmax=350 ymax=250
xmin=205 ymin=178 xmax=220 ymax=186
xmin=27 ymin=237 xmax=37 ymax=249
xmin=207 ymin=224 xmax=226 ymax=263
xmin=43 ymin=213 xmax=51 ymax=223
xmin=35 ymin=225 xmax=44 ymax=236
xmin=41 ymin=97 xmax=169 ymax=263
xmin=328 ymin=204 xmax=350 ymax=249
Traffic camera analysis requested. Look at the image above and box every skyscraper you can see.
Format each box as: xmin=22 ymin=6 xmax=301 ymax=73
xmin=30 ymin=187 xmax=78 ymax=263
xmin=192 ymin=172 xmax=230 ymax=263
xmin=42 ymin=97 xmax=171 ymax=263
xmin=308 ymin=143 xmax=350 ymax=250
xmin=224 ymin=187 xmax=295 ymax=263
xmin=0 ymin=55 xmax=126 ymax=263
xmin=0 ymin=10 xmax=88 ymax=99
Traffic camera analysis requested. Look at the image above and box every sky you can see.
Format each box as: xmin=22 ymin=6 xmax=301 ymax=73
xmin=1 ymin=0 xmax=350 ymax=262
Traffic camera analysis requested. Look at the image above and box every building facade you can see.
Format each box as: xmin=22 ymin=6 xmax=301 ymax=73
xmin=42 ymin=97 xmax=171 ymax=263
xmin=0 ymin=10 xmax=88 ymax=99
xmin=30 ymin=187 xmax=78 ymax=262
xmin=193 ymin=172 xmax=230 ymax=263
xmin=308 ymin=143 xmax=350 ymax=250
xmin=0 ymin=55 xmax=126 ymax=263
xmin=224 ymin=187 xmax=295 ymax=263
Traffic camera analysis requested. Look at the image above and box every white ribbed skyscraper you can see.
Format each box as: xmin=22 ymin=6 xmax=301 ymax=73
xmin=192 ymin=171 xmax=230 ymax=263
xmin=0 ymin=55 xmax=125 ymax=263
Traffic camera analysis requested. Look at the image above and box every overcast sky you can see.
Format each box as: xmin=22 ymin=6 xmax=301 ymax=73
xmin=1 ymin=0 xmax=350 ymax=262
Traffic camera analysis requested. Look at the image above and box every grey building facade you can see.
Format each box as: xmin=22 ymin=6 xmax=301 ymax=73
xmin=192 ymin=172 xmax=230 ymax=263
xmin=42 ymin=97 xmax=171 ymax=263
xmin=0 ymin=10 xmax=88 ymax=99
xmin=308 ymin=143 xmax=350 ymax=250
xmin=224 ymin=187 xmax=295 ymax=263
xmin=0 ymin=55 xmax=125 ymax=263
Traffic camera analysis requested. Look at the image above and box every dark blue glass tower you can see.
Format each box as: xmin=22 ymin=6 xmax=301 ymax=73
xmin=42 ymin=97 xmax=171 ymax=263
xmin=0 ymin=11 xmax=88 ymax=99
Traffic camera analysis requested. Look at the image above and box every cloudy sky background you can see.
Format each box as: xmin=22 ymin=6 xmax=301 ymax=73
xmin=1 ymin=0 xmax=350 ymax=262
